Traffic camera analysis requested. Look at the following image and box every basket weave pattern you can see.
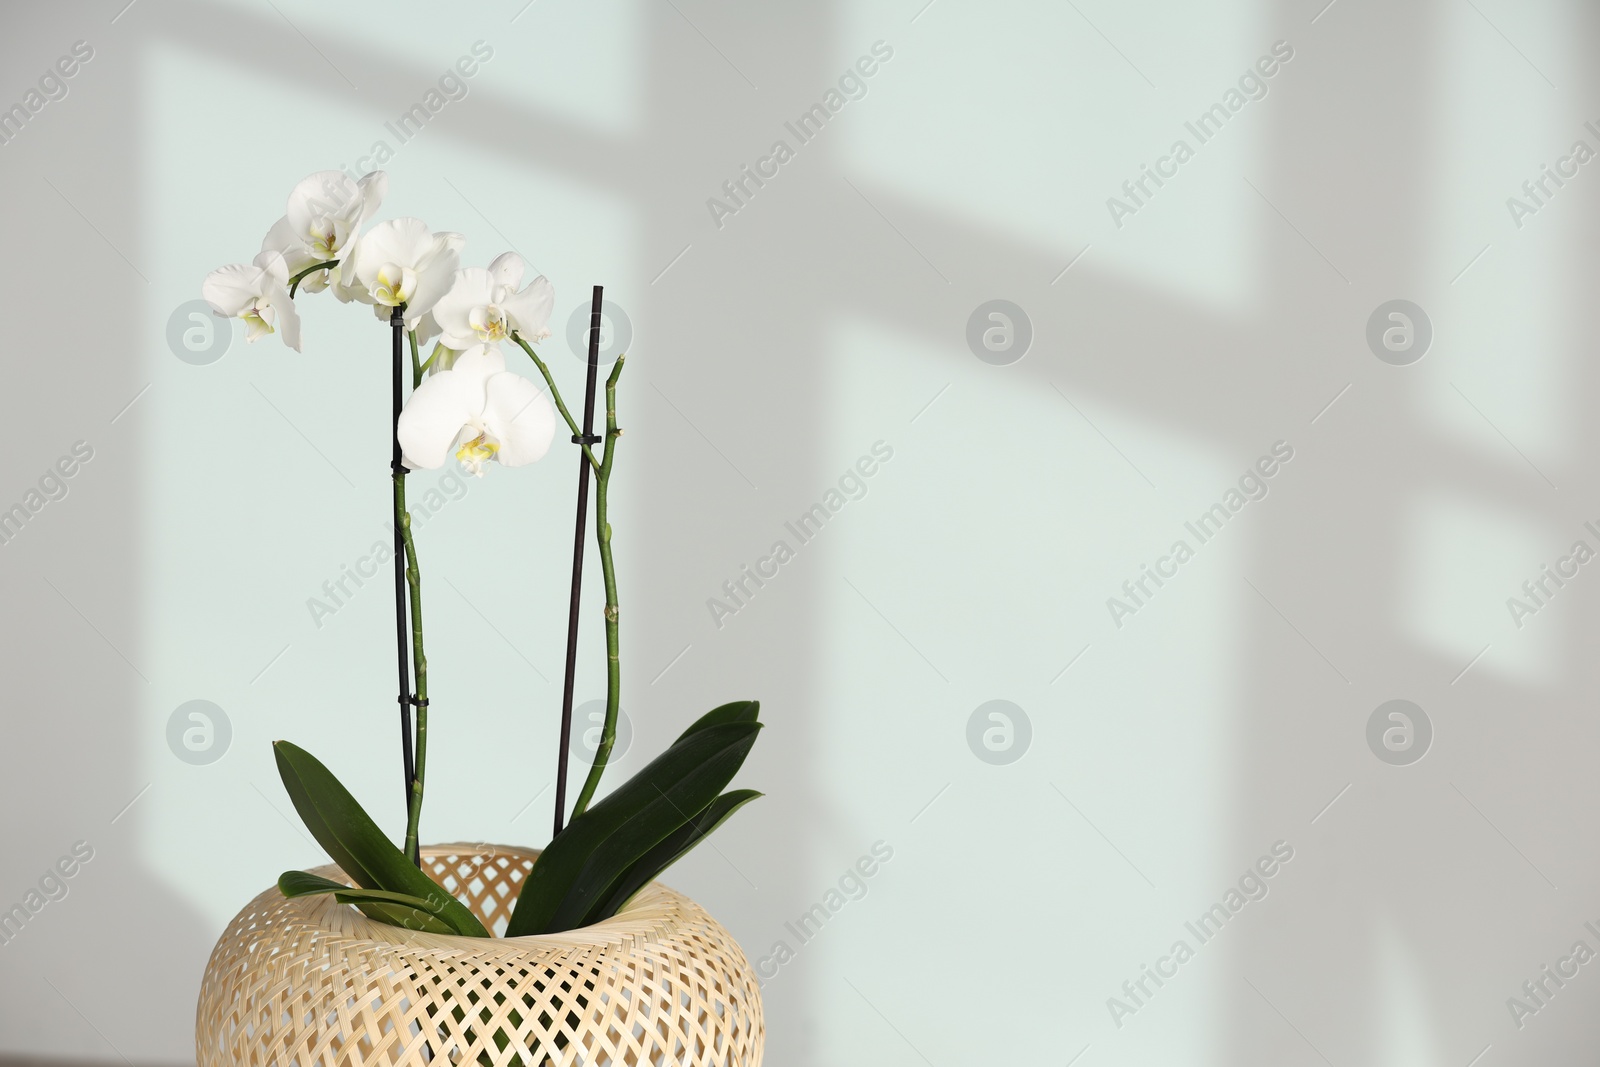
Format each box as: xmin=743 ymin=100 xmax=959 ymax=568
xmin=196 ymin=843 xmax=764 ymax=1067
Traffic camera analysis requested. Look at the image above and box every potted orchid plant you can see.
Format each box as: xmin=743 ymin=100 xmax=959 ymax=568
xmin=193 ymin=171 xmax=767 ymax=1067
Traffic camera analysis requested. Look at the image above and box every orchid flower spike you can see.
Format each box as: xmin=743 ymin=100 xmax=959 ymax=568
xmin=397 ymin=345 xmax=555 ymax=476
xmin=201 ymin=250 xmax=302 ymax=351
xmin=430 ymin=252 xmax=556 ymax=351
xmin=260 ymin=170 xmax=386 ymax=296
xmin=352 ymin=218 xmax=466 ymax=328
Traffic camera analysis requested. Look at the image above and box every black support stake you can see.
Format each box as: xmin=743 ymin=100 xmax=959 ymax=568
xmin=553 ymin=286 xmax=604 ymax=838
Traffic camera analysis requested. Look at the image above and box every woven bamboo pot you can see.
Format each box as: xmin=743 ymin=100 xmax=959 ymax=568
xmin=196 ymin=843 xmax=764 ymax=1067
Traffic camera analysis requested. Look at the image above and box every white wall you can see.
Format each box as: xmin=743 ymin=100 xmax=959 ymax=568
xmin=1 ymin=0 xmax=1596 ymax=1063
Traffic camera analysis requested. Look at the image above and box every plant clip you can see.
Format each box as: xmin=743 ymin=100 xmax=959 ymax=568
xmin=573 ymin=434 xmax=601 ymax=444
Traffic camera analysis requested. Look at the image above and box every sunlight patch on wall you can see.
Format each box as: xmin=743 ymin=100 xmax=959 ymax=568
xmin=802 ymin=313 xmax=1236 ymax=1060
xmin=478 ymin=0 xmax=644 ymax=138
xmin=837 ymin=0 xmax=1267 ymax=313
xmin=1401 ymin=491 xmax=1553 ymax=686
xmin=202 ymin=0 xmax=643 ymax=139
xmin=1422 ymin=0 xmax=1571 ymax=470
xmin=1372 ymin=913 xmax=1444 ymax=1067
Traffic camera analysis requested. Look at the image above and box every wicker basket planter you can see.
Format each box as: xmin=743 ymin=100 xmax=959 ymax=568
xmin=196 ymin=843 xmax=764 ymax=1067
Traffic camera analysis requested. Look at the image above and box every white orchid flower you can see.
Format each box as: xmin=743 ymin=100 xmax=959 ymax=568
xmin=260 ymin=170 xmax=386 ymax=296
xmin=430 ymin=252 xmax=556 ymax=350
xmin=412 ymin=310 xmax=442 ymax=347
xmin=398 ymin=345 xmax=556 ymax=476
xmin=409 ymin=313 xmax=466 ymax=380
xmin=201 ymin=250 xmax=302 ymax=351
xmin=351 ymin=218 xmax=466 ymax=328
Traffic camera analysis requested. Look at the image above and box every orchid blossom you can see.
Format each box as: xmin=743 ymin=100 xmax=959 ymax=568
xmin=351 ymin=218 xmax=466 ymax=328
xmin=198 ymin=173 xmax=754 ymax=919
xmin=397 ymin=345 xmax=556 ymax=476
xmin=430 ymin=252 xmax=556 ymax=351
xmin=202 ymin=250 xmax=302 ymax=351
xmin=261 ymin=170 xmax=386 ymax=296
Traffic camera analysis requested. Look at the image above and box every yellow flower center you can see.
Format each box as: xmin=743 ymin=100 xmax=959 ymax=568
xmin=242 ymin=301 xmax=275 ymax=341
xmin=309 ymin=220 xmax=340 ymax=257
xmin=469 ymin=304 xmax=509 ymax=343
xmin=456 ymin=432 xmax=499 ymax=476
xmin=374 ymin=262 xmax=415 ymax=306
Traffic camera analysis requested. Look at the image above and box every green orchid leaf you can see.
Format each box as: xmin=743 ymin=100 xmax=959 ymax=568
xmin=548 ymin=746 xmax=758 ymax=934
xmin=277 ymin=870 xmax=352 ymax=898
xmin=277 ymin=870 xmax=475 ymax=936
xmin=273 ymin=740 xmax=489 ymax=938
xmin=507 ymin=720 xmax=761 ymax=936
xmin=585 ymin=789 xmax=763 ymax=925
xmin=674 ymin=700 xmax=760 ymax=744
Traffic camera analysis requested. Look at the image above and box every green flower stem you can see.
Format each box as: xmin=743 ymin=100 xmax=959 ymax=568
xmin=569 ymin=355 xmax=626 ymax=819
xmin=288 ymin=259 xmax=339 ymax=298
xmin=398 ymin=479 xmax=430 ymax=864
xmin=395 ymin=325 xmax=428 ymax=865
xmin=509 ymin=332 xmax=600 ymax=472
